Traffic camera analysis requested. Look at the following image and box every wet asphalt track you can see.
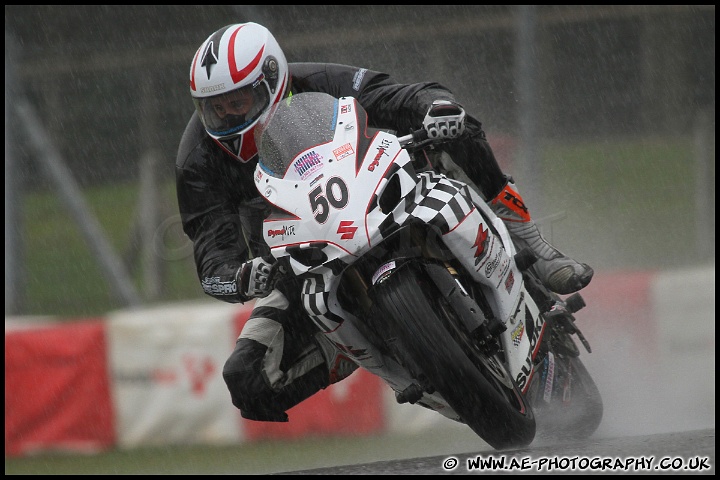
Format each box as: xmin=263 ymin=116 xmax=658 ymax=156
xmin=276 ymin=266 xmax=715 ymax=475
xmin=278 ymin=428 xmax=715 ymax=475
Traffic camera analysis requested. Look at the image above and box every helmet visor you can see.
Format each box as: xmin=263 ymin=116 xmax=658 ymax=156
xmin=193 ymin=82 xmax=271 ymax=138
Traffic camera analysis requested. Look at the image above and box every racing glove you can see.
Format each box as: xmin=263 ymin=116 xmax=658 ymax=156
xmin=423 ymin=100 xmax=467 ymax=140
xmin=237 ymin=256 xmax=277 ymax=299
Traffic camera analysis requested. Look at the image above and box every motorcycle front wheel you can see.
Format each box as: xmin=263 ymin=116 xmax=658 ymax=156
xmin=528 ymin=352 xmax=604 ymax=441
xmin=371 ymin=260 xmax=536 ymax=450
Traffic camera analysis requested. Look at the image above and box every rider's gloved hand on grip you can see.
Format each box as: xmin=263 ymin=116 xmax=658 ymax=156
xmin=237 ymin=256 xmax=276 ymax=299
xmin=423 ymin=100 xmax=466 ymax=140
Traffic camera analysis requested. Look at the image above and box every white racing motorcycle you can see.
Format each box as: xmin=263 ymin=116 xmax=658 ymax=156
xmin=253 ymin=92 xmax=602 ymax=450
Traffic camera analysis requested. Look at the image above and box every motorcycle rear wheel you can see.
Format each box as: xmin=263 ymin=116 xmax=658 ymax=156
xmin=371 ymin=261 xmax=536 ymax=450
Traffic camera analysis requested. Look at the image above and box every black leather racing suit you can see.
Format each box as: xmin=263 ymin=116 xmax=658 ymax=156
xmin=175 ymin=62 xmax=506 ymax=421
xmin=176 ymin=62 xmax=505 ymax=303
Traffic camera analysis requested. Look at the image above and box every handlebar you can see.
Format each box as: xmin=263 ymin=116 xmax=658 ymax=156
xmin=398 ymin=128 xmax=430 ymax=149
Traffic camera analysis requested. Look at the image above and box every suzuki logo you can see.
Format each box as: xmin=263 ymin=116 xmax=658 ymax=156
xmin=337 ymin=220 xmax=358 ymax=240
xmin=472 ymin=223 xmax=489 ymax=261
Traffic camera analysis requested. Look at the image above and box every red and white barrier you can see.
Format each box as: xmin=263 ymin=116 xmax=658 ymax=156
xmin=106 ymin=301 xmax=243 ymax=447
xmin=5 ymin=300 xmax=385 ymax=457
xmin=5 ymin=318 xmax=114 ymax=456
xmin=5 ymin=266 xmax=714 ymax=457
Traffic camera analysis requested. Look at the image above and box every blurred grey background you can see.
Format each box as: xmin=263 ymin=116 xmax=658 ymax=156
xmin=5 ymin=6 xmax=715 ymax=315
xmin=6 ymin=6 xmax=715 ymax=183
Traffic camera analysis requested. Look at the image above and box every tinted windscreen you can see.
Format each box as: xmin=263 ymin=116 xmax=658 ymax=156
xmin=255 ymin=92 xmax=338 ymax=177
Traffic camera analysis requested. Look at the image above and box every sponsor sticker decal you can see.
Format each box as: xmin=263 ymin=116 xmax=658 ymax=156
xmin=511 ymin=321 xmax=525 ymax=347
xmin=267 ymin=225 xmax=296 ymax=240
xmin=368 ymin=138 xmax=392 ymax=172
xmin=505 ymin=270 xmax=515 ymax=293
xmin=333 ymin=143 xmax=355 ymax=161
xmin=372 ymin=260 xmax=396 ymax=285
xmin=293 ymin=150 xmax=323 ymax=179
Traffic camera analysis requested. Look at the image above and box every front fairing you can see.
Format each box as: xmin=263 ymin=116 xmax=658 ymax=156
xmin=254 ymin=92 xmax=416 ymax=275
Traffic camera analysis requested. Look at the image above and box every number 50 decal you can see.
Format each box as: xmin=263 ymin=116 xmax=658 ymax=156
xmin=308 ymin=176 xmax=349 ymax=223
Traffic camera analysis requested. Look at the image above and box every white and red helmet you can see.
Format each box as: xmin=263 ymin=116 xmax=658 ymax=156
xmin=189 ymin=23 xmax=289 ymax=162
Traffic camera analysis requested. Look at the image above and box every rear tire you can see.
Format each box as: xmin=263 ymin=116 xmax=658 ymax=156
xmin=371 ymin=261 xmax=536 ymax=450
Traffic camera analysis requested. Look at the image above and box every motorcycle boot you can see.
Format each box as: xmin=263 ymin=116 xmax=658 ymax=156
xmin=489 ymin=177 xmax=593 ymax=295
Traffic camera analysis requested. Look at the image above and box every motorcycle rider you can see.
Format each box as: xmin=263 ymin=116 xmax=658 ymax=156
xmin=176 ymin=22 xmax=594 ymax=422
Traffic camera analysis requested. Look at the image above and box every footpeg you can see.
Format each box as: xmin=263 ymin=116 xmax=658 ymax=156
xmin=486 ymin=316 xmax=507 ymax=337
xmin=565 ymin=293 xmax=586 ymax=313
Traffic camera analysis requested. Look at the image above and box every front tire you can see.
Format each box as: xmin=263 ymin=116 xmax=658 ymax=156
xmin=371 ymin=261 xmax=536 ymax=450
xmin=528 ymin=353 xmax=603 ymax=441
